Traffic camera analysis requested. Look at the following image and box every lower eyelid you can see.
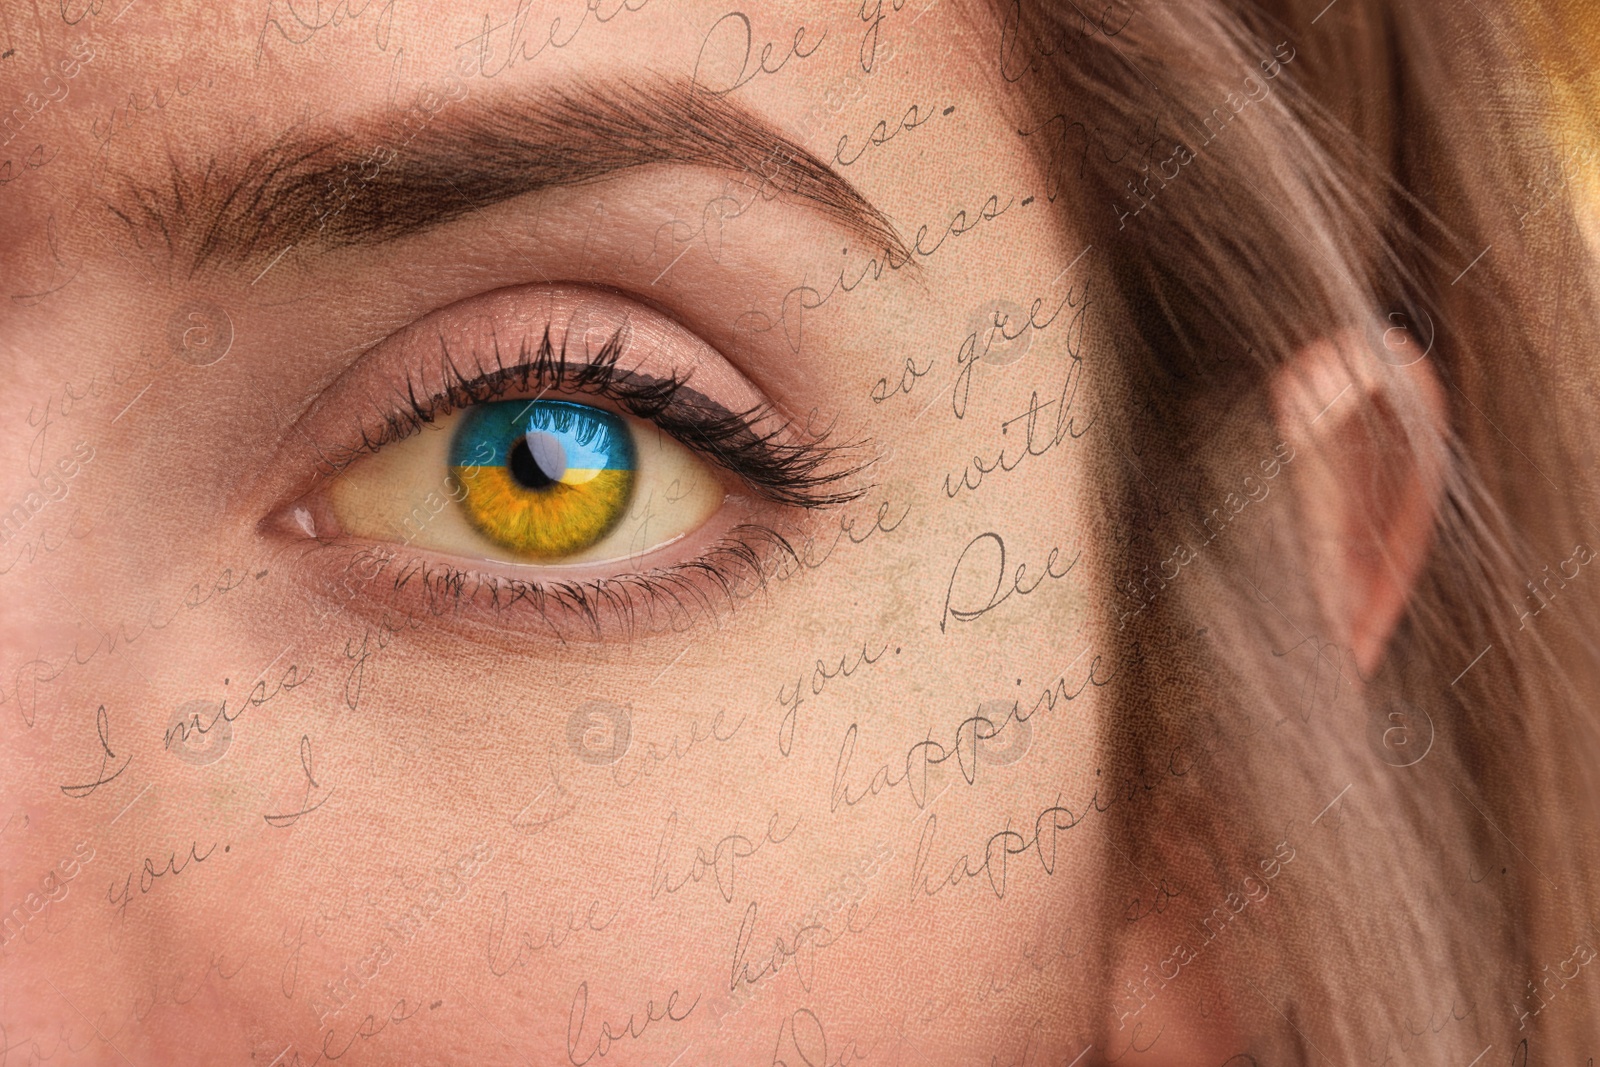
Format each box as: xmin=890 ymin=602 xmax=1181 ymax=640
xmin=278 ymin=501 xmax=812 ymax=645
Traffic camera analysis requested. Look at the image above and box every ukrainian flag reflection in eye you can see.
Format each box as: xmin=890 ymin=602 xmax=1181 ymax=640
xmin=450 ymin=400 xmax=636 ymax=561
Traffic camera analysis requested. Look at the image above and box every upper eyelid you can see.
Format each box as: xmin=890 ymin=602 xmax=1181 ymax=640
xmin=405 ymin=329 xmax=874 ymax=510
xmin=283 ymin=285 xmax=874 ymax=510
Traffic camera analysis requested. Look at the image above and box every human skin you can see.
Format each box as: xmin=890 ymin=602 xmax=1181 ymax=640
xmin=0 ymin=2 xmax=1294 ymax=1065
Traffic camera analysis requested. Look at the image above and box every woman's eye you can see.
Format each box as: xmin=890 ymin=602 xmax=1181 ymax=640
xmin=323 ymin=396 xmax=724 ymax=567
xmin=267 ymin=284 xmax=867 ymax=624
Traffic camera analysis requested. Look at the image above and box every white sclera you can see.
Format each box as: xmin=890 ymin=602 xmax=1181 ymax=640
xmin=327 ymin=405 xmax=725 ymax=569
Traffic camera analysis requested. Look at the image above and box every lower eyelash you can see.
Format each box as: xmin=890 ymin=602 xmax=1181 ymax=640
xmin=301 ymin=521 xmax=806 ymax=642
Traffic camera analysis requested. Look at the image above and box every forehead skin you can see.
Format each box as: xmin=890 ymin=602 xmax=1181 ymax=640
xmin=0 ymin=2 xmax=1207 ymax=1065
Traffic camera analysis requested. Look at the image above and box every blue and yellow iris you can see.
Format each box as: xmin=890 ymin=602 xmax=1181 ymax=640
xmin=451 ymin=400 xmax=636 ymax=560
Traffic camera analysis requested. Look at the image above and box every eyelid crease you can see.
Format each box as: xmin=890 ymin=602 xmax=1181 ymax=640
xmin=341 ymin=318 xmax=874 ymax=510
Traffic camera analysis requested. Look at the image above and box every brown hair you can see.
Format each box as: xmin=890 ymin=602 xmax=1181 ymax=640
xmin=994 ymin=0 xmax=1600 ymax=1058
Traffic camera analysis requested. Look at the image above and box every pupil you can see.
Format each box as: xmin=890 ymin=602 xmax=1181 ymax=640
xmin=508 ymin=436 xmax=557 ymax=489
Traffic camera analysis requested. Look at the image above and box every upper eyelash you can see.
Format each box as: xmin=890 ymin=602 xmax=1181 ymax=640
xmin=335 ymin=321 xmax=873 ymax=509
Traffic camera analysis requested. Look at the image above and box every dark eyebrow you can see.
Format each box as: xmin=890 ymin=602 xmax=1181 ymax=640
xmin=107 ymin=78 xmax=907 ymax=275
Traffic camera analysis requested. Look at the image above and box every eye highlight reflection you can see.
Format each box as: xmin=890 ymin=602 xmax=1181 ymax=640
xmin=454 ymin=399 xmax=636 ymax=560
